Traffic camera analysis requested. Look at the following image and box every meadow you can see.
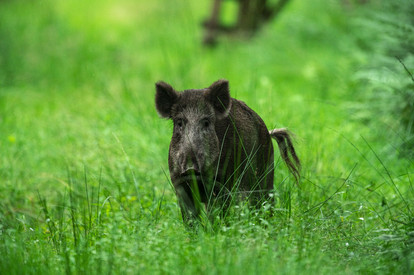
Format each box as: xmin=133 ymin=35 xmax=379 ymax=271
xmin=0 ymin=0 xmax=413 ymax=274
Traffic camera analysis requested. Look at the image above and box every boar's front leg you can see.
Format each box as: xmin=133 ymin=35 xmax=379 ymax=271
xmin=175 ymin=182 xmax=201 ymax=225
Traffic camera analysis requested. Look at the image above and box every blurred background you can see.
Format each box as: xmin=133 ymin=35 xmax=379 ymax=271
xmin=1 ymin=0 xmax=412 ymax=189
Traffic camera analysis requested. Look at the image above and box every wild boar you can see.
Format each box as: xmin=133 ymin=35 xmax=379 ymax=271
xmin=155 ymin=79 xmax=300 ymax=224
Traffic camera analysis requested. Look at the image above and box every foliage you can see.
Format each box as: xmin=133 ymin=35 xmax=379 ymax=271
xmin=349 ymin=0 xmax=414 ymax=157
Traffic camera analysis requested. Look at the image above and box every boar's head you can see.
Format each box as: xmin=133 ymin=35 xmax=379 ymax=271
xmin=155 ymin=80 xmax=230 ymax=195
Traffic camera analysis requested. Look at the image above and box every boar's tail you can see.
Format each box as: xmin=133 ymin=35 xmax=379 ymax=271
xmin=269 ymin=128 xmax=301 ymax=182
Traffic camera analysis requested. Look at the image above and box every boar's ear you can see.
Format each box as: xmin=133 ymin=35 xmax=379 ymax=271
xmin=155 ymin=81 xmax=178 ymax=118
xmin=206 ymin=79 xmax=231 ymax=118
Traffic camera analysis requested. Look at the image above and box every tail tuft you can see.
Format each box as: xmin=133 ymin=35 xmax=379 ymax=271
xmin=269 ymin=128 xmax=301 ymax=182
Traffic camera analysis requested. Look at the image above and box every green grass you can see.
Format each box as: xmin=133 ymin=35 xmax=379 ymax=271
xmin=1 ymin=0 xmax=413 ymax=274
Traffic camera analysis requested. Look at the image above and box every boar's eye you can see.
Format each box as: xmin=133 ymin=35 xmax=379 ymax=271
xmin=175 ymin=119 xmax=184 ymax=129
xmin=201 ymin=118 xmax=210 ymax=129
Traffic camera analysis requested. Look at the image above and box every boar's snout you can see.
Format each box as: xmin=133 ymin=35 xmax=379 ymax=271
xmin=178 ymin=148 xmax=202 ymax=176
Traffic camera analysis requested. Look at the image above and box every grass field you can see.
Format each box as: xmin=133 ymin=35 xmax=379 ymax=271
xmin=1 ymin=0 xmax=413 ymax=274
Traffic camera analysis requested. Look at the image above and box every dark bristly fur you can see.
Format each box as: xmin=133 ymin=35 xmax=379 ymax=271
xmin=155 ymin=79 xmax=300 ymax=225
